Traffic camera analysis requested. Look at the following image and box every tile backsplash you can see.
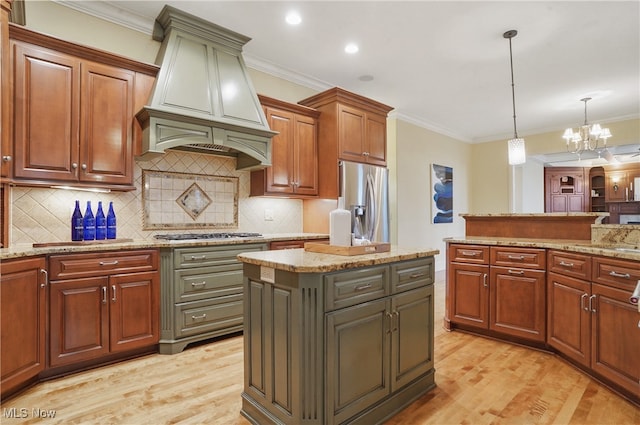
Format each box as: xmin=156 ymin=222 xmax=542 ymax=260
xmin=9 ymin=151 xmax=303 ymax=245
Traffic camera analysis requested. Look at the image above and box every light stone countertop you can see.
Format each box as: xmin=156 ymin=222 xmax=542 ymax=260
xmin=0 ymin=233 xmax=328 ymax=260
xmin=237 ymin=246 xmax=440 ymax=273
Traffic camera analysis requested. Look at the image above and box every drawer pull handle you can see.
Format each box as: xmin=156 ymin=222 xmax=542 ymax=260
xmin=589 ymin=294 xmax=596 ymax=313
xmin=354 ymin=283 xmax=372 ymax=291
xmin=191 ymin=281 xmax=207 ymax=287
xmin=111 ymin=285 xmax=117 ymax=302
xmin=508 ymin=269 xmax=525 ymax=276
xmin=40 ymin=269 xmax=48 ymax=288
xmin=483 ymin=273 xmax=488 ymax=288
xmin=409 ymin=272 xmax=426 ymax=279
xmin=507 ymin=255 xmax=525 ymax=260
xmin=190 ymin=255 xmax=207 ymax=260
xmin=99 ymin=260 xmax=119 ymax=266
xmin=461 ymin=251 xmax=479 ymax=257
xmin=608 ymin=271 xmax=631 ymax=279
xmin=559 ymin=261 xmax=574 ymax=268
xmin=192 ymin=314 xmax=207 ymax=320
xmin=102 ymin=286 xmax=107 ymax=304
xmin=580 ymin=293 xmax=588 ymax=311
xmin=386 ymin=312 xmax=393 ymax=334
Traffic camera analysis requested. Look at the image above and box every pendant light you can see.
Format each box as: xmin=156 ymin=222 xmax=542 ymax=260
xmin=504 ymin=29 xmax=526 ymax=165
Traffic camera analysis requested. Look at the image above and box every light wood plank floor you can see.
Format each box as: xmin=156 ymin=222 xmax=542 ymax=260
xmin=2 ymin=272 xmax=638 ymax=425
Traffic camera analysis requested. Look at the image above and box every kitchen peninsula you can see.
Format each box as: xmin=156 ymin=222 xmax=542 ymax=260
xmin=237 ymin=246 xmax=439 ymax=425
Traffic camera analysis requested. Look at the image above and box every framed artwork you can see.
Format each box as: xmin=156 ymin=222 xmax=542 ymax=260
xmin=431 ymin=164 xmax=453 ymax=224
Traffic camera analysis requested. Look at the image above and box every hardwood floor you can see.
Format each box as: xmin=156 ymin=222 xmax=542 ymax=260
xmin=2 ymin=271 xmax=638 ymax=425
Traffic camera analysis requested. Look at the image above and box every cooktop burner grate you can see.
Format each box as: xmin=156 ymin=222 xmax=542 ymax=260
xmin=154 ymin=232 xmax=262 ymax=240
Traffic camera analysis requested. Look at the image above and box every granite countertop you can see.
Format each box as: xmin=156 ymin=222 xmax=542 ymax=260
xmin=444 ymin=236 xmax=640 ymax=261
xmin=237 ymin=246 xmax=440 ymax=273
xmin=0 ymin=233 xmax=329 ymax=260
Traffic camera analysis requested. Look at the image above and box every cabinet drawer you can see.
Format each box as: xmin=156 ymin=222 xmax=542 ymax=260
xmin=391 ymin=257 xmax=434 ymax=293
xmin=491 ymin=247 xmax=546 ymax=269
xmin=48 ymin=249 xmax=158 ymax=280
xmin=175 ymin=264 xmax=243 ymax=303
xmin=592 ymin=256 xmax=640 ymax=291
xmin=174 ymin=295 xmax=243 ymax=338
xmin=449 ymin=244 xmax=489 ymax=264
xmin=547 ymin=250 xmax=591 ymax=280
xmin=173 ymin=243 xmax=266 ymax=268
xmin=325 ymin=266 xmax=389 ymax=311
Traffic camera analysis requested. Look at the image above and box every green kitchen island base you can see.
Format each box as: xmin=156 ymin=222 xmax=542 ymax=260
xmin=237 ymin=247 xmax=439 ymax=425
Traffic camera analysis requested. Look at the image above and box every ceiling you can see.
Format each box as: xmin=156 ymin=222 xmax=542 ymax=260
xmin=57 ymin=0 xmax=640 ymax=163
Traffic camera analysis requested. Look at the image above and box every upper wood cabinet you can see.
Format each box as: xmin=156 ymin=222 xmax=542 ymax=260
xmin=299 ymin=87 xmax=393 ymax=198
xmin=544 ymin=167 xmax=588 ymax=213
xmin=0 ymin=1 xmax=11 ymax=179
xmin=8 ymin=25 xmax=158 ymax=191
xmin=251 ymin=95 xmax=320 ymax=198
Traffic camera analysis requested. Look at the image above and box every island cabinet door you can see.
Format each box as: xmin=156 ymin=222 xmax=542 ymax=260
xmin=326 ymin=298 xmax=391 ymax=425
xmin=489 ymin=267 xmax=546 ymax=342
xmin=390 ymin=285 xmax=434 ymax=392
xmin=590 ymin=283 xmax=640 ymax=396
xmin=546 ymin=272 xmax=591 ymax=368
xmin=449 ymin=262 xmax=489 ymax=329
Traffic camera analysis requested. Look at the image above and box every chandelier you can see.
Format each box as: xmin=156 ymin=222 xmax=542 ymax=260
xmin=504 ymin=30 xmax=526 ymax=165
xmin=562 ymin=97 xmax=612 ymax=155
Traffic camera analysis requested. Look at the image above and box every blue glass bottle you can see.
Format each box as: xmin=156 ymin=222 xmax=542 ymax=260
xmin=71 ymin=200 xmax=83 ymax=241
xmin=95 ymin=201 xmax=106 ymax=240
xmin=106 ymin=201 xmax=117 ymax=239
xmin=83 ymin=201 xmax=95 ymax=241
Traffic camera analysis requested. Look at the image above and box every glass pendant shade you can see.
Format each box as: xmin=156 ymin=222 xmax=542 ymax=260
xmin=508 ymin=138 xmax=526 ymax=165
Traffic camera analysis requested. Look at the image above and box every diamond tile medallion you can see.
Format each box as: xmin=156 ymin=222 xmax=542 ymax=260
xmin=177 ymin=183 xmax=212 ymax=220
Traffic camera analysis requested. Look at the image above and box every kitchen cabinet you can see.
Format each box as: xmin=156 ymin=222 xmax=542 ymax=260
xmin=242 ymin=256 xmax=435 ymax=425
xmin=0 ymin=256 xmax=46 ymax=400
xmin=548 ymin=251 xmax=640 ymax=397
xmin=159 ymin=243 xmax=267 ymax=354
xmin=589 ymin=166 xmax=606 ymax=213
xmin=544 ymin=167 xmax=588 ymax=213
xmin=1 ymin=0 xmax=11 ymax=179
xmin=269 ymin=238 xmax=329 ymax=250
xmin=48 ymin=250 xmax=159 ymax=368
xmin=9 ymin=25 xmax=158 ymax=191
xmin=251 ymin=95 xmax=320 ymax=197
xmin=298 ymin=87 xmax=393 ymax=198
xmin=448 ymin=244 xmax=546 ymax=343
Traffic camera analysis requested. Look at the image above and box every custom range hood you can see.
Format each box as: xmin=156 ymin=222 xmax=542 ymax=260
xmin=136 ymin=5 xmax=276 ymax=170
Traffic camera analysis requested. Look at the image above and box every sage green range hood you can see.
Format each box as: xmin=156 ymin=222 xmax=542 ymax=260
xmin=136 ymin=5 xmax=276 ymax=170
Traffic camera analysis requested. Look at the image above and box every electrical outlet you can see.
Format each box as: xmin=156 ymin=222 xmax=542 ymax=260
xmin=264 ymin=209 xmax=274 ymax=221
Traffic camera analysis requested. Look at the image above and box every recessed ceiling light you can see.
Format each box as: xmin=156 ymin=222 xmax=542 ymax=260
xmin=345 ymin=43 xmax=359 ymax=54
xmin=285 ymin=11 xmax=302 ymax=25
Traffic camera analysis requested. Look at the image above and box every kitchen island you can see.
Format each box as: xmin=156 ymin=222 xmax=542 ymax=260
xmin=237 ymin=246 xmax=439 ymax=425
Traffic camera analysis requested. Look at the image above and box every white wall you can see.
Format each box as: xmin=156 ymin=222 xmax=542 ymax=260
xmin=395 ymin=120 xmax=470 ymax=271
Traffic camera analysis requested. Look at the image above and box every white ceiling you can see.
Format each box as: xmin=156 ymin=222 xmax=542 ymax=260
xmin=57 ymin=1 xmax=639 ymax=158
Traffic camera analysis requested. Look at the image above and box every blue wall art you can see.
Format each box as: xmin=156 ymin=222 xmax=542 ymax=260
xmin=431 ymin=164 xmax=453 ymax=224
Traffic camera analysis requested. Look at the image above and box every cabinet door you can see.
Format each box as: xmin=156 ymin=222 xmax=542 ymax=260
xmin=293 ymin=114 xmax=318 ymax=195
xmin=391 ymin=286 xmax=434 ymax=392
xmin=13 ymin=41 xmax=80 ymax=181
xmin=263 ymin=106 xmax=294 ymax=194
xmin=448 ymin=262 xmax=489 ymax=328
xmin=337 ymin=104 xmax=366 ymax=163
xmin=547 ymin=272 xmax=591 ymax=367
xmin=109 ymin=271 xmax=159 ymax=353
xmin=326 ymin=298 xmax=390 ymax=425
xmin=490 ymin=267 xmax=546 ymax=342
xmin=80 ymin=61 xmax=133 ymax=185
xmin=364 ymin=113 xmax=387 ymax=166
xmin=590 ymin=283 xmax=640 ymax=396
xmin=0 ymin=257 xmax=46 ymax=397
xmin=49 ymin=277 xmax=110 ymax=367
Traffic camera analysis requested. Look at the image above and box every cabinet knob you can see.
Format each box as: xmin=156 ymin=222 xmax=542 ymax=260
xmin=363 ymin=152 xmax=370 ymax=156
xmin=81 ymin=163 xmax=87 ymax=170
xmin=2 ymin=155 xmax=11 ymax=162
xmin=72 ymin=162 xmax=78 ymax=169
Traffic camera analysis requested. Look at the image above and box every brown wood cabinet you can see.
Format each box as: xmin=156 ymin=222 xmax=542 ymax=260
xmin=548 ymin=250 xmax=640 ymax=398
xmin=589 ymin=166 xmax=606 ymax=213
xmin=251 ymin=95 xmax=320 ymax=197
xmin=8 ymin=25 xmax=157 ymax=191
xmin=48 ymin=250 xmax=159 ymax=368
xmin=544 ymin=167 xmax=588 ymax=213
xmin=0 ymin=256 xmax=46 ymax=400
xmin=447 ymin=244 xmax=547 ymax=343
xmin=298 ymin=87 xmax=393 ymax=198
xmin=0 ymin=0 xmax=11 ymax=180
xmin=269 ymin=238 xmax=329 ymax=250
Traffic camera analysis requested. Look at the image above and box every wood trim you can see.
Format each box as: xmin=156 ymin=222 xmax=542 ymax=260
xmin=463 ymin=215 xmax=602 ymax=240
xmin=0 ymin=183 xmax=8 ymax=247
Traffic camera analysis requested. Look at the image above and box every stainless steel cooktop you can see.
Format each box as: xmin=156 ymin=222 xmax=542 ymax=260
xmin=154 ymin=232 xmax=262 ymax=241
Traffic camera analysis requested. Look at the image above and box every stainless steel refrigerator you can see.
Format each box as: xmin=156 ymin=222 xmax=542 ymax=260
xmin=339 ymin=160 xmax=390 ymax=243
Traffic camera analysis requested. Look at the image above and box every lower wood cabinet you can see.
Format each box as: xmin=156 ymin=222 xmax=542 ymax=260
xmin=0 ymin=256 xmax=46 ymax=399
xmin=242 ymin=256 xmax=435 ymax=425
xmin=48 ymin=250 xmax=159 ymax=368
